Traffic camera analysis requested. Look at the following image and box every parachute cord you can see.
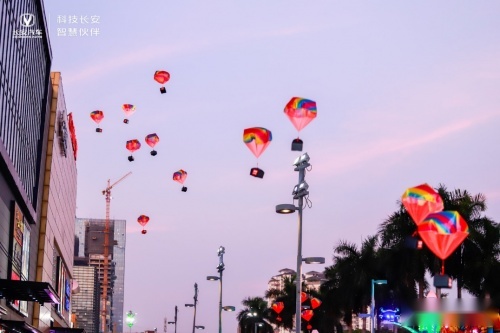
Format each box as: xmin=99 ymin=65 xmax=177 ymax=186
xmin=441 ymin=260 xmax=445 ymax=275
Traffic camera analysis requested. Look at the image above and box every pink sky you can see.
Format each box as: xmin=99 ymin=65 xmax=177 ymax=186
xmin=43 ymin=1 xmax=500 ymax=332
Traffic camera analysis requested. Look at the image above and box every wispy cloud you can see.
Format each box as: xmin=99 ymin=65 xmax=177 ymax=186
xmin=315 ymin=112 xmax=500 ymax=176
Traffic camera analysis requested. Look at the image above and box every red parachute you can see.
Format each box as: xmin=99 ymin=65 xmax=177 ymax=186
xmin=126 ymin=139 xmax=141 ymax=162
xmin=310 ymin=298 xmax=322 ymax=310
xmin=301 ymin=309 xmax=314 ymax=322
xmin=122 ymin=104 xmax=136 ymax=124
xmin=271 ymin=302 xmax=284 ymax=322
xmin=90 ymin=110 xmax=104 ymax=132
xmin=173 ymin=169 xmax=188 ymax=192
xmin=145 ymin=133 xmax=160 ymax=156
xmin=154 ymin=70 xmax=170 ymax=94
xmin=137 ymin=215 xmax=149 ymax=234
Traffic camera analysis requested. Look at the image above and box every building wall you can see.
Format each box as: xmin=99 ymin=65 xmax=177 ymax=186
xmin=0 ymin=0 xmax=52 ymax=325
xmin=34 ymin=72 xmax=78 ymax=332
xmin=75 ymin=218 xmax=126 ymax=333
xmin=72 ymin=265 xmax=100 ymax=333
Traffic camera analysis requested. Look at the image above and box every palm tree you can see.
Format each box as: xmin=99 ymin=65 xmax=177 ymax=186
xmin=378 ymin=208 xmax=431 ymax=299
xmin=324 ymin=236 xmax=382 ymax=333
xmin=265 ymin=275 xmax=297 ymax=331
xmin=237 ymin=297 xmax=274 ymax=333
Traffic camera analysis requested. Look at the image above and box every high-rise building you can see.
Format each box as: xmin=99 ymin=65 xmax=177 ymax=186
xmin=72 ymin=262 xmax=100 ymax=333
xmin=0 ymin=0 xmax=56 ymax=331
xmin=74 ymin=218 xmax=126 ymax=333
xmin=32 ymin=72 xmax=78 ymax=332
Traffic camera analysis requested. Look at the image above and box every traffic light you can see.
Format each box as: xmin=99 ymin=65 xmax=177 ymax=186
xmin=250 ymin=168 xmax=264 ymax=178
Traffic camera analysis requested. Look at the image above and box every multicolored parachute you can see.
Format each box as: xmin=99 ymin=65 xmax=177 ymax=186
xmin=173 ymin=169 xmax=188 ymax=192
xmin=284 ymin=97 xmax=317 ymax=151
xmin=126 ymin=139 xmax=141 ymax=161
xmin=145 ymin=133 xmax=160 ymax=156
xmin=122 ymin=104 xmax=136 ymax=124
xmin=243 ymin=127 xmax=272 ymax=178
xmin=137 ymin=215 xmax=149 ymax=234
xmin=402 ymin=184 xmax=444 ymax=225
xmin=154 ymin=70 xmax=170 ymax=94
xmin=418 ymin=211 xmax=469 ymax=273
xmin=90 ymin=110 xmax=104 ymax=132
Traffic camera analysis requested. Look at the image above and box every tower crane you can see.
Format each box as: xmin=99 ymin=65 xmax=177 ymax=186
xmin=101 ymin=171 xmax=132 ymax=333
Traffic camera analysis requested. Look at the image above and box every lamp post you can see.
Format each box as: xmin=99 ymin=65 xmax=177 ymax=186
xmin=125 ymin=310 xmax=136 ymax=333
xmin=276 ymin=153 xmax=325 ymax=333
xmin=207 ymin=246 xmax=234 ymax=333
xmin=254 ymin=322 xmax=263 ymax=333
xmin=371 ymin=279 xmax=387 ymax=333
xmin=185 ymin=283 xmax=199 ymax=333
xmin=167 ymin=306 xmax=178 ymax=333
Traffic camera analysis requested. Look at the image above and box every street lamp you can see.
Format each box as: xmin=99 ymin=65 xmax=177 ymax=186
xmin=206 ymin=246 xmax=235 ymax=333
xmin=254 ymin=322 xmax=263 ymax=333
xmin=277 ymin=152 xmax=324 ymax=333
xmin=371 ymin=279 xmax=387 ymax=333
xmin=185 ymin=283 xmax=200 ymax=333
xmin=195 ymin=326 xmax=205 ymax=330
xmin=125 ymin=311 xmax=136 ymax=333
xmin=167 ymin=306 xmax=178 ymax=333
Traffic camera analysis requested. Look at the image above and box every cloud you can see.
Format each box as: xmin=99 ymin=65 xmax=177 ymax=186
xmin=315 ymin=112 xmax=499 ymax=176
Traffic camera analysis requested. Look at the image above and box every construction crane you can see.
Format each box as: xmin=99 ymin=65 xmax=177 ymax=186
xmin=101 ymin=171 xmax=132 ymax=333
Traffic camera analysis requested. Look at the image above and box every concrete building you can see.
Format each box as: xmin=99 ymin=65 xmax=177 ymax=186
xmin=72 ymin=261 xmax=100 ymax=333
xmin=0 ymin=0 xmax=55 ymax=331
xmin=32 ymin=73 xmax=78 ymax=332
xmin=74 ymin=219 xmax=126 ymax=333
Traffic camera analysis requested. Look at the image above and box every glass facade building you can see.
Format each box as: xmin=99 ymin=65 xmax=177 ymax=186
xmin=72 ymin=264 xmax=100 ymax=333
xmin=75 ymin=218 xmax=126 ymax=333
xmin=0 ymin=0 xmax=52 ymax=329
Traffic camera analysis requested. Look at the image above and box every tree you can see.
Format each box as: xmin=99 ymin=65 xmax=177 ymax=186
xmin=324 ymin=236 xmax=382 ymax=333
xmin=237 ymin=297 xmax=274 ymax=333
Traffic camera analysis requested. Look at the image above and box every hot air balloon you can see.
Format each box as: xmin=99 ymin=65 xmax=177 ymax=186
xmin=90 ymin=110 xmax=104 ymax=132
xmin=418 ymin=210 xmax=469 ymax=287
xmin=271 ymin=302 xmax=284 ymax=322
xmin=145 ymin=133 xmax=160 ymax=156
xmin=137 ymin=215 xmax=149 ymax=234
xmin=173 ymin=169 xmax=188 ymax=192
xmin=402 ymin=184 xmax=444 ymax=225
xmin=243 ymin=127 xmax=272 ymax=178
xmin=284 ymin=97 xmax=317 ymax=151
xmin=126 ymin=139 xmax=141 ymax=161
xmin=122 ymin=104 xmax=136 ymax=124
xmin=154 ymin=70 xmax=170 ymax=94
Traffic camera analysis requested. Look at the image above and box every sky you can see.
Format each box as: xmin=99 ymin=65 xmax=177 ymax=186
xmin=41 ymin=1 xmax=500 ymax=333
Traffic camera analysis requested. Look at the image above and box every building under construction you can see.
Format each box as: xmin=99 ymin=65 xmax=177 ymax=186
xmin=74 ymin=218 xmax=126 ymax=333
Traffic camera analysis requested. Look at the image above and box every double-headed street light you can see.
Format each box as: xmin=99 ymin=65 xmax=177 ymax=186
xmin=276 ymin=153 xmax=325 ymax=333
xmin=371 ymin=279 xmax=387 ymax=333
xmin=186 ymin=283 xmax=204 ymax=333
xmin=167 ymin=306 xmax=178 ymax=333
xmin=207 ymin=246 xmax=235 ymax=333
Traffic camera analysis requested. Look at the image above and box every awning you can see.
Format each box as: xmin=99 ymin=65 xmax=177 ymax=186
xmin=0 ymin=280 xmax=59 ymax=305
xmin=50 ymin=328 xmax=85 ymax=333
xmin=0 ymin=320 xmax=42 ymax=333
